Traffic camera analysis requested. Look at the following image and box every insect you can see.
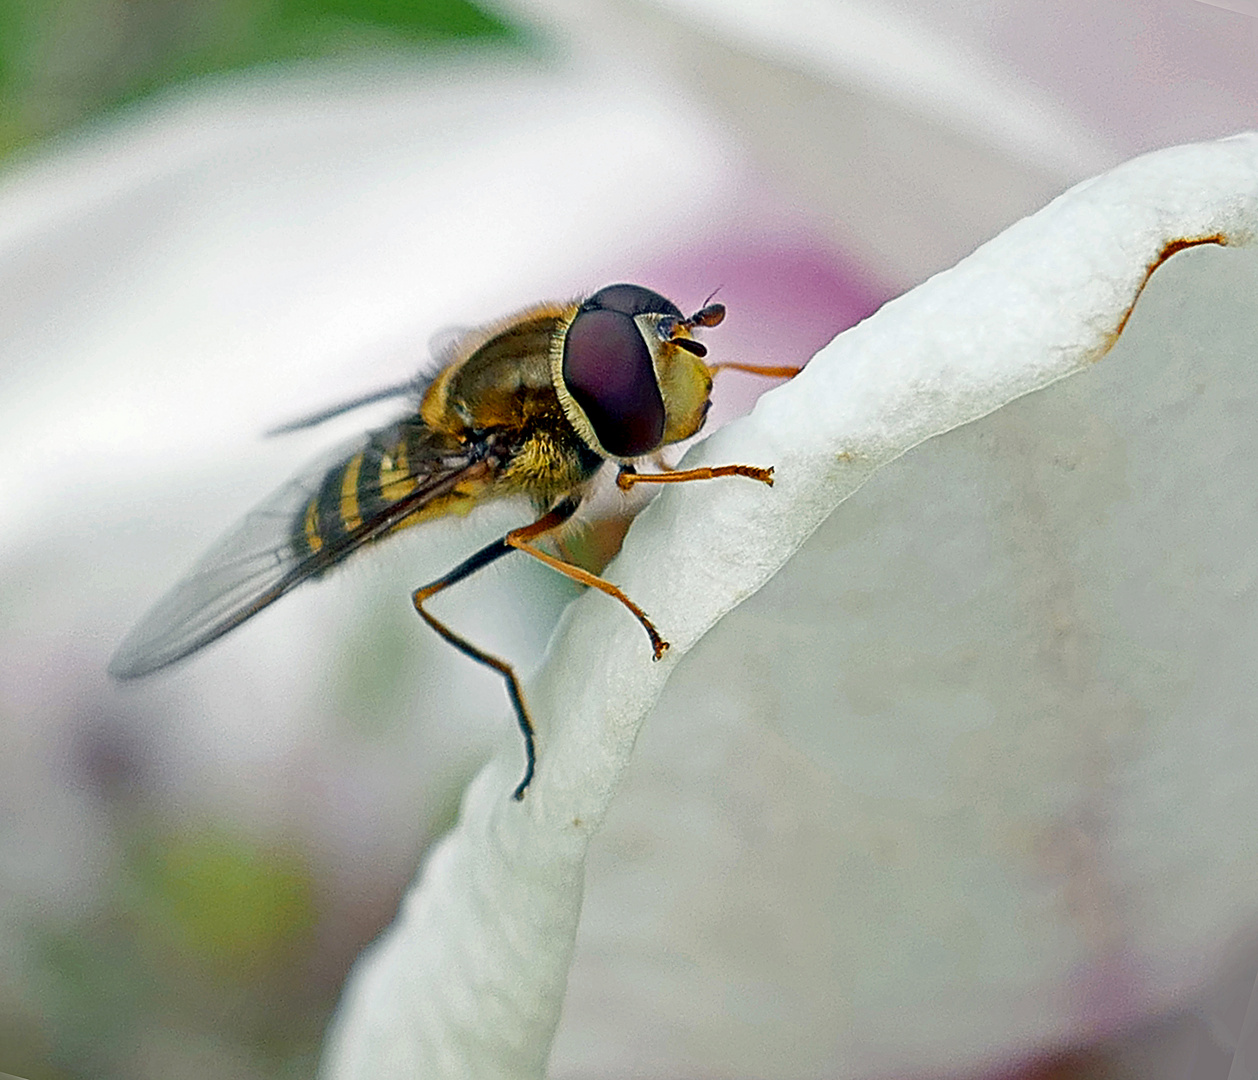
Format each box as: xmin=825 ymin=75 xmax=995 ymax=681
xmin=110 ymin=284 xmax=798 ymax=798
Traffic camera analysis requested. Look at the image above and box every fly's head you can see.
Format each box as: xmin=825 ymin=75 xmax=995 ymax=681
xmin=552 ymin=283 xmax=723 ymax=462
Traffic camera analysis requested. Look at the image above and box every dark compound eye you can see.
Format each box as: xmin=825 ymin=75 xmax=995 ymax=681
xmin=582 ymin=283 xmax=683 ymax=320
xmin=563 ymin=307 xmax=665 ymax=457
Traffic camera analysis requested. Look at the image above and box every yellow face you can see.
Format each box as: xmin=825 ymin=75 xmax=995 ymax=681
xmin=639 ymin=316 xmax=714 ymax=447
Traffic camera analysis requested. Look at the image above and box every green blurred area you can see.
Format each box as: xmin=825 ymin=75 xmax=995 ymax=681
xmin=127 ymin=819 xmax=316 ymax=979
xmin=0 ymin=0 xmax=522 ymax=159
xmin=24 ymin=816 xmax=324 ymax=1080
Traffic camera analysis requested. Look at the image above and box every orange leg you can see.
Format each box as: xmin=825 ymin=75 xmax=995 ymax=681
xmin=707 ymin=362 xmax=802 ymax=379
xmin=617 ymin=464 xmax=774 ymax=492
xmin=506 ymin=530 xmax=668 ymax=661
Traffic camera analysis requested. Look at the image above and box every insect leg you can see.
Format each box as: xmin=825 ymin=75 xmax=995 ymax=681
xmin=411 ymin=500 xmax=579 ymax=800
xmin=504 ymin=507 xmax=669 ymax=662
xmin=706 ymin=362 xmax=802 ymax=378
xmin=616 ymin=463 xmax=775 ymax=491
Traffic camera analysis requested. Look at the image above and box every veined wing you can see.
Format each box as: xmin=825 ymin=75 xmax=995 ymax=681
xmin=110 ymin=419 xmax=499 ymax=680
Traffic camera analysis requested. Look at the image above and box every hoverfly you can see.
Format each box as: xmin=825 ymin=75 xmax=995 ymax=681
xmin=110 ymin=284 xmax=799 ymax=798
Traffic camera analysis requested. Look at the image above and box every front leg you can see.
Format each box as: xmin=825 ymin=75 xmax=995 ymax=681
xmin=617 ymin=462 xmax=774 ymax=492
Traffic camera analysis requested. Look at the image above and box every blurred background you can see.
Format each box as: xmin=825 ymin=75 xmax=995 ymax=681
xmin=0 ymin=1 xmax=1256 ymax=1078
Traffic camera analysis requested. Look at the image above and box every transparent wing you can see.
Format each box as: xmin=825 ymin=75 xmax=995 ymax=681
xmin=110 ymin=421 xmax=491 ymax=680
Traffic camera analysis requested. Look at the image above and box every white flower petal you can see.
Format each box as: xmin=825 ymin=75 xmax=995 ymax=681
xmin=324 ymin=135 xmax=1258 ymax=1076
xmin=554 ymin=208 xmax=1258 ymax=1079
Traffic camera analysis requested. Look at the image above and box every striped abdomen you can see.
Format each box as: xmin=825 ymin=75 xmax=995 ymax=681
xmin=291 ymin=421 xmax=478 ymax=566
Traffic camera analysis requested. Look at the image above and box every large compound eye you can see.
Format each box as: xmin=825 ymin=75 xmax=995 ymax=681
xmin=563 ymin=307 xmax=665 ymax=457
xmin=583 ymin=283 xmax=683 ymax=320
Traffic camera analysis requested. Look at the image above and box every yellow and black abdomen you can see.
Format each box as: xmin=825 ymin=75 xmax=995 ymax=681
xmin=291 ymin=420 xmax=481 ymax=567
xmin=292 ymin=448 xmax=371 ymax=562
